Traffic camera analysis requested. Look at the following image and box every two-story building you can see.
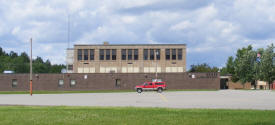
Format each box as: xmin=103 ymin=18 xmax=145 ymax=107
xmin=66 ymin=42 xmax=186 ymax=73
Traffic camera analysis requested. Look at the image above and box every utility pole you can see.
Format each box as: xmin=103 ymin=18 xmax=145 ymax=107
xmin=30 ymin=38 xmax=33 ymax=96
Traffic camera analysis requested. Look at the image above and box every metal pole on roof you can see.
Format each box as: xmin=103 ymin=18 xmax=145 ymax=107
xmin=66 ymin=14 xmax=70 ymax=73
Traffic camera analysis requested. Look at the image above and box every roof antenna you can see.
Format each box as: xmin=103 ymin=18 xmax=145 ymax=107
xmin=67 ymin=14 xmax=70 ymax=48
xmin=66 ymin=14 xmax=70 ymax=73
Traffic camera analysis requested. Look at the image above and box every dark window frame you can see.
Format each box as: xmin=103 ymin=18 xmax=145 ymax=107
xmin=112 ymin=49 xmax=116 ymax=60
xmin=134 ymin=49 xmax=138 ymax=60
xmin=150 ymin=49 xmax=154 ymax=60
xmin=143 ymin=49 xmax=148 ymax=60
xmin=172 ymin=49 xmax=176 ymax=60
xmin=106 ymin=49 xmax=110 ymax=60
xmin=12 ymin=79 xmax=17 ymax=88
xmin=115 ymin=79 xmax=121 ymax=88
xmin=84 ymin=49 xmax=88 ymax=60
xmin=178 ymin=49 xmax=182 ymax=60
xmin=58 ymin=79 xmax=64 ymax=87
xmin=77 ymin=49 xmax=82 ymax=61
xmin=128 ymin=49 xmax=132 ymax=60
xmin=70 ymin=79 xmax=76 ymax=87
xmin=99 ymin=49 xmax=104 ymax=60
xmin=121 ymin=49 xmax=126 ymax=60
xmin=68 ymin=65 xmax=73 ymax=70
xmin=90 ymin=49 xmax=94 ymax=60
xmin=166 ymin=49 xmax=170 ymax=60
xmin=156 ymin=49 xmax=160 ymax=60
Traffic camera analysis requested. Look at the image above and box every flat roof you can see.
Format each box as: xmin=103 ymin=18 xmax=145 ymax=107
xmin=74 ymin=43 xmax=186 ymax=46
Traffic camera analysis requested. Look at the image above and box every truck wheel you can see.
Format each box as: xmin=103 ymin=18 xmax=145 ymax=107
xmin=137 ymin=88 xmax=142 ymax=93
xmin=157 ymin=88 xmax=163 ymax=93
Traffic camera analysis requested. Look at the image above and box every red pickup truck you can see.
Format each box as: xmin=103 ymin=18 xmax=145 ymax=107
xmin=135 ymin=82 xmax=167 ymax=93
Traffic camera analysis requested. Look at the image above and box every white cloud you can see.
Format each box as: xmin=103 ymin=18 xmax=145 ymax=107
xmin=11 ymin=26 xmax=21 ymax=35
xmin=0 ymin=0 xmax=275 ymax=68
xmin=121 ymin=16 xmax=136 ymax=24
xmin=170 ymin=21 xmax=192 ymax=31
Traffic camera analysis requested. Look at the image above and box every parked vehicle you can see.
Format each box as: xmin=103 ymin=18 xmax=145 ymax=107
xmin=135 ymin=82 xmax=167 ymax=93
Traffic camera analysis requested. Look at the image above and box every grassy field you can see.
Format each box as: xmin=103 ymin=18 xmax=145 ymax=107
xmin=0 ymin=89 xmax=217 ymax=94
xmin=0 ymin=106 xmax=274 ymax=125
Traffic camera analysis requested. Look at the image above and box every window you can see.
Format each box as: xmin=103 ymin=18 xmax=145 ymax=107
xmin=90 ymin=49 xmax=94 ymax=60
xmin=128 ymin=49 xmax=132 ymax=60
xmin=12 ymin=79 xmax=17 ymax=88
xmin=100 ymin=49 xmax=104 ymax=60
xmin=172 ymin=49 xmax=176 ymax=60
xmin=58 ymin=80 xmax=64 ymax=87
xmin=84 ymin=49 xmax=88 ymax=60
xmin=106 ymin=49 xmax=110 ymax=60
xmin=112 ymin=49 xmax=116 ymax=60
xmin=68 ymin=65 xmax=73 ymax=70
xmin=115 ymin=79 xmax=121 ymax=87
xmin=70 ymin=80 xmax=76 ymax=87
xmin=150 ymin=49 xmax=154 ymax=60
xmin=77 ymin=49 xmax=82 ymax=60
xmin=178 ymin=49 xmax=182 ymax=60
xmin=143 ymin=49 xmax=148 ymax=60
xmin=156 ymin=49 xmax=160 ymax=60
xmin=121 ymin=49 xmax=126 ymax=60
xmin=134 ymin=49 xmax=138 ymax=60
xmin=166 ymin=49 xmax=170 ymax=60
xmin=156 ymin=82 xmax=164 ymax=85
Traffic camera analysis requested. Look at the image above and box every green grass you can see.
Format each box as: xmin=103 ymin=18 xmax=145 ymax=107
xmin=0 ymin=106 xmax=274 ymax=125
xmin=0 ymin=89 xmax=217 ymax=94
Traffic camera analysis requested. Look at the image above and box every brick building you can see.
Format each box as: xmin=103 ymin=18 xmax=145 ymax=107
xmin=66 ymin=42 xmax=186 ymax=73
xmin=0 ymin=73 xmax=220 ymax=91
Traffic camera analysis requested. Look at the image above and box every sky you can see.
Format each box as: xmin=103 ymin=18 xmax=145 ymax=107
xmin=0 ymin=0 xmax=274 ymax=69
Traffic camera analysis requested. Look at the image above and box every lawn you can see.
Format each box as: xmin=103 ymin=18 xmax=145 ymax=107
xmin=0 ymin=106 xmax=274 ymax=125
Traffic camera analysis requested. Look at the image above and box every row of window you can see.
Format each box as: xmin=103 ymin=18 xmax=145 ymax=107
xmin=143 ymin=49 xmax=160 ymax=60
xmin=77 ymin=66 xmax=185 ymax=73
xmin=11 ymin=79 xmax=121 ymax=88
xmin=77 ymin=48 xmax=183 ymax=61
xmin=121 ymin=49 xmax=139 ymax=60
xmin=11 ymin=79 xmax=77 ymax=88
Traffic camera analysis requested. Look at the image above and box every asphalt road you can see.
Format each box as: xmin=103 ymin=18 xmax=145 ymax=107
xmin=1 ymin=90 xmax=275 ymax=110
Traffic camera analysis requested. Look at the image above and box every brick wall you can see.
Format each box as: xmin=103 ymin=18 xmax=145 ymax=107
xmin=0 ymin=73 xmax=220 ymax=91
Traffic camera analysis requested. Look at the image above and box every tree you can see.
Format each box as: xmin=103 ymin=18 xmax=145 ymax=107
xmin=226 ymin=56 xmax=235 ymax=74
xmin=257 ymin=44 xmax=275 ymax=85
xmin=50 ymin=64 xmax=65 ymax=73
xmin=0 ymin=47 xmax=4 ymax=56
xmin=232 ymin=45 xmax=256 ymax=87
xmin=223 ymin=44 xmax=275 ymax=89
xmin=189 ymin=63 xmax=219 ymax=72
xmin=0 ymin=46 xmax=65 ymax=73
xmin=9 ymin=51 xmax=18 ymax=58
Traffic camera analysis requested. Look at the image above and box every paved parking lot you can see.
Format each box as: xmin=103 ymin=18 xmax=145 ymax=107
xmin=1 ymin=90 xmax=275 ymax=110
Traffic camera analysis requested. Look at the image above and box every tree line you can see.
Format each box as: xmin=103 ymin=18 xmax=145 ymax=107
xmin=0 ymin=47 xmax=65 ymax=73
xmin=221 ymin=44 xmax=275 ymax=85
xmin=189 ymin=44 xmax=275 ymax=85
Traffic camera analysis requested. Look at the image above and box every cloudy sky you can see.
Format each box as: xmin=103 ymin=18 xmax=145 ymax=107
xmin=0 ymin=0 xmax=274 ymax=69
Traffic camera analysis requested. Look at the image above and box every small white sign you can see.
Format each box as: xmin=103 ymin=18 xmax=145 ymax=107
xmin=84 ymin=75 xmax=88 ymax=79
